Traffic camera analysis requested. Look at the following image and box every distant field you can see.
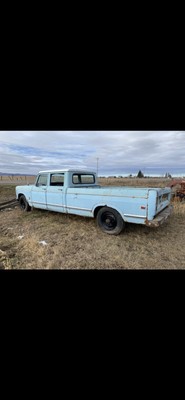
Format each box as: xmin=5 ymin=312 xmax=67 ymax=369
xmin=0 ymin=174 xmax=175 ymax=188
xmin=0 ymin=177 xmax=185 ymax=269
xmin=99 ymin=176 xmax=171 ymax=188
xmin=0 ymin=175 xmax=36 ymax=185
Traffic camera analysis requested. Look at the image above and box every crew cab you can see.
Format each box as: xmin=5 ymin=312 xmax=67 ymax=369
xmin=15 ymin=169 xmax=173 ymax=235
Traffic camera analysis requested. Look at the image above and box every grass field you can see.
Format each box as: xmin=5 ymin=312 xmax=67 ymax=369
xmin=0 ymin=177 xmax=185 ymax=269
xmin=0 ymin=175 xmax=36 ymax=184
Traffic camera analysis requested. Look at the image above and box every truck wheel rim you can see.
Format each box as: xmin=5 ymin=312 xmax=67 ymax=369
xmin=101 ymin=212 xmax=117 ymax=230
xmin=20 ymin=199 xmax=26 ymax=209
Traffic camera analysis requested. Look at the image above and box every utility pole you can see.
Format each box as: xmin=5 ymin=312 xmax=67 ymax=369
xmin=96 ymin=157 xmax=99 ymax=177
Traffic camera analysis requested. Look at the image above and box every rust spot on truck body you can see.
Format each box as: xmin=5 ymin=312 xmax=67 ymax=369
xmin=145 ymin=205 xmax=173 ymax=228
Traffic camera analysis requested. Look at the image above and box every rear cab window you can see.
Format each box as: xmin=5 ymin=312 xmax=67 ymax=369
xmin=72 ymin=174 xmax=95 ymax=184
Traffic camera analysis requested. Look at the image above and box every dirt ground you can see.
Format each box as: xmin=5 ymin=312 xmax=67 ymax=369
xmin=0 ymin=178 xmax=185 ymax=269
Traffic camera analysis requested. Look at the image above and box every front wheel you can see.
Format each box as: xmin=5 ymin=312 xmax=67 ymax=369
xmin=19 ymin=195 xmax=31 ymax=212
xmin=96 ymin=207 xmax=125 ymax=235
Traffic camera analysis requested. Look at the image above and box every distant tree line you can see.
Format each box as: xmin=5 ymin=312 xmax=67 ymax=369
xmin=137 ymin=170 xmax=172 ymax=178
xmin=137 ymin=170 xmax=144 ymax=178
xmin=100 ymin=171 xmax=173 ymax=179
xmin=165 ymin=172 xmax=172 ymax=178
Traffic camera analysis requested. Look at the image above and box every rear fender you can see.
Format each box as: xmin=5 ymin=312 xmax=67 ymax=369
xmin=93 ymin=203 xmax=124 ymax=220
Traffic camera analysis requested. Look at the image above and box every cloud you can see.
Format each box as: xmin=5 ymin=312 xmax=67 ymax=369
xmin=0 ymin=131 xmax=185 ymax=175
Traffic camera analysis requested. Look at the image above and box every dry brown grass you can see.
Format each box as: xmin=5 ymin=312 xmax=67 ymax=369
xmin=0 ymin=178 xmax=185 ymax=269
xmin=99 ymin=176 xmax=171 ymax=188
xmin=0 ymin=175 xmax=35 ymax=184
xmin=0 ymin=184 xmax=16 ymax=202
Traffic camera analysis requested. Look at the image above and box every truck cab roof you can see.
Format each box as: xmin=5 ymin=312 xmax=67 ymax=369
xmin=39 ymin=169 xmax=96 ymax=174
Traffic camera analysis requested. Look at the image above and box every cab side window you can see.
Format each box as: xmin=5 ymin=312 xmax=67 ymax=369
xmin=50 ymin=173 xmax=64 ymax=186
xmin=36 ymin=174 xmax=48 ymax=187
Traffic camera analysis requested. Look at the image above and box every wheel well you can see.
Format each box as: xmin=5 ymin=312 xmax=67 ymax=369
xmin=18 ymin=193 xmax=24 ymax=200
xmin=94 ymin=205 xmax=125 ymax=221
xmin=94 ymin=206 xmax=105 ymax=218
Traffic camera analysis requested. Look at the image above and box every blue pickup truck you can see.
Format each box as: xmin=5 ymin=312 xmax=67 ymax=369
xmin=15 ymin=169 xmax=173 ymax=235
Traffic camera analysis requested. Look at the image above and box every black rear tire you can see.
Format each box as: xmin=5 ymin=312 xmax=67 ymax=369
xmin=97 ymin=207 xmax=125 ymax=235
xmin=19 ymin=195 xmax=31 ymax=212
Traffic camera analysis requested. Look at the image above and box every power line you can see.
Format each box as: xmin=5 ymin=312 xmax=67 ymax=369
xmin=96 ymin=157 xmax=99 ymax=176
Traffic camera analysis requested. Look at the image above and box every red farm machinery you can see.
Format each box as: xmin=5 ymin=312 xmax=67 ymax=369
xmin=167 ymin=179 xmax=185 ymax=201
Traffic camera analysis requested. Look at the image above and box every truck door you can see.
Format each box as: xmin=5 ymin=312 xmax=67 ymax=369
xmin=31 ymin=174 xmax=47 ymax=209
xmin=46 ymin=173 xmax=65 ymax=213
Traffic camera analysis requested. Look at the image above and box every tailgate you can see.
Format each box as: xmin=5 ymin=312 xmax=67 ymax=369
xmin=156 ymin=188 xmax=172 ymax=215
xmin=148 ymin=188 xmax=172 ymax=221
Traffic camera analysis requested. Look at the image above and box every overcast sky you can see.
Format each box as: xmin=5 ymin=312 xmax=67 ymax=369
xmin=0 ymin=131 xmax=184 ymax=175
